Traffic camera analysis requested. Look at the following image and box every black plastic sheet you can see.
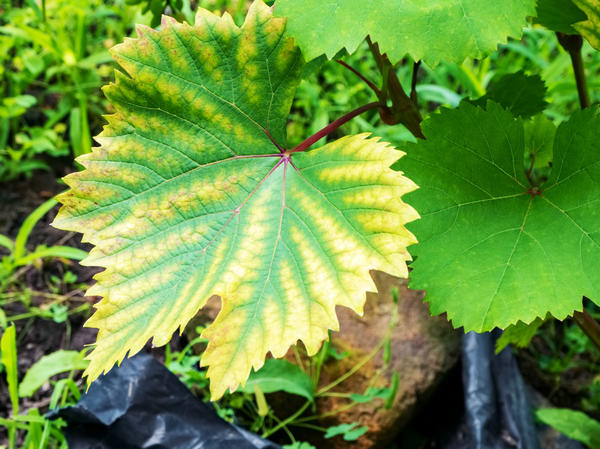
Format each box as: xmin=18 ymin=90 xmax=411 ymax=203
xmin=51 ymin=353 xmax=281 ymax=449
xmin=454 ymin=331 xmax=584 ymax=449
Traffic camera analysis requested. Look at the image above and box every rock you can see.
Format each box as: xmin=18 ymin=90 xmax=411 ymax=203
xmin=305 ymin=270 xmax=461 ymax=449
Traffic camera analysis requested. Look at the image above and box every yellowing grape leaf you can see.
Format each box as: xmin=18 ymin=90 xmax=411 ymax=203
xmin=52 ymin=1 xmax=418 ymax=399
xmin=573 ymin=0 xmax=600 ymax=51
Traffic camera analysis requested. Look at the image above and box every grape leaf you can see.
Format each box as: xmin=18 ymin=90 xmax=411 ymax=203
xmin=537 ymin=408 xmax=600 ymax=449
xmin=573 ymin=0 xmax=600 ymax=51
xmin=472 ymin=71 xmax=547 ymax=118
xmin=394 ymin=102 xmax=600 ymax=332
xmin=535 ymin=0 xmax=587 ymax=34
xmin=274 ymin=0 xmax=536 ymax=66
xmin=52 ymin=1 xmax=418 ymax=399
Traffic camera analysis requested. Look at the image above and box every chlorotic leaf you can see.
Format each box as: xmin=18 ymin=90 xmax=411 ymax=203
xmin=573 ymin=0 xmax=600 ymax=51
xmin=472 ymin=71 xmax=547 ymax=118
xmin=537 ymin=408 xmax=600 ymax=449
xmin=52 ymin=1 xmax=418 ymax=399
xmin=535 ymin=0 xmax=587 ymax=34
xmin=394 ymin=102 xmax=600 ymax=332
xmin=274 ymin=0 xmax=535 ymax=66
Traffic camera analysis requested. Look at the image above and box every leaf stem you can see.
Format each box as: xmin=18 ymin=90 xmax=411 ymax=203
xmin=336 ymin=60 xmax=381 ymax=96
xmin=557 ymin=33 xmax=591 ymax=109
xmin=289 ymin=102 xmax=383 ymax=153
xmin=526 ymin=153 xmax=535 ymax=185
xmin=264 ymin=128 xmax=285 ymax=153
xmin=261 ymin=400 xmax=312 ymax=439
xmin=573 ymin=308 xmax=600 ymax=352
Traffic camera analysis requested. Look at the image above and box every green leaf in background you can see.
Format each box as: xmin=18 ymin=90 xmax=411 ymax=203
xmin=0 ymin=308 xmax=7 ymax=330
xmin=325 ymin=422 xmax=368 ymax=441
xmin=537 ymin=408 xmax=600 ymax=449
xmin=0 ymin=95 xmax=37 ymax=119
xmin=495 ymin=317 xmax=545 ymax=354
xmin=395 ymin=102 xmax=600 ymax=332
xmin=274 ymin=0 xmax=535 ymax=66
xmin=241 ymin=359 xmax=315 ymax=401
xmin=573 ymin=0 xmax=600 ymax=50
xmin=472 ymin=71 xmax=547 ymax=118
xmin=1 ymin=325 xmax=19 ymax=415
xmin=19 ymin=350 xmax=89 ymax=398
xmin=52 ymin=1 xmax=418 ymax=399
xmin=535 ymin=0 xmax=588 ymax=34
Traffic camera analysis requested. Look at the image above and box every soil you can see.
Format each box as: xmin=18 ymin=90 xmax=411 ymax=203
xmin=0 ymin=169 xmax=179 ymax=445
xmin=0 ymin=171 xmax=97 ymax=437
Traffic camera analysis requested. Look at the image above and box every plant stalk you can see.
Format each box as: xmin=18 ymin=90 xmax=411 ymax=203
xmin=336 ymin=60 xmax=381 ymax=96
xmin=289 ymin=102 xmax=383 ymax=153
xmin=557 ymin=33 xmax=591 ymax=109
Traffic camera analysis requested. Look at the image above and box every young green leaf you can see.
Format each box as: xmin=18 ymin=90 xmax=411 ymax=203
xmin=240 ymin=359 xmax=315 ymax=401
xmin=274 ymin=0 xmax=535 ymax=66
xmin=495 ymin=317 xmax=545 ymax=354
xmin=394 ymin=102 xmax=600 ymax=332
xmin=325 ymin=422 xmax=368 ymax=441
xmin=52 ymin=1 xmax=418 ymax=399
xmin=573 ymin=0 xmax=600 ymax=51
xmin=349 ymin=387 xmax=389 ymax=404
xmin=537 ymin=408 xmax=600 ymax=449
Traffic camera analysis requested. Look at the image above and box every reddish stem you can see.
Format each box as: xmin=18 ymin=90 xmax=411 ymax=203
xmin=526 ymin=153 xmax=535 ymax=185
xmin=264 ymin=128 xmax=285 ymax=153
xmin=289 ymin=102 xmax=383 ymax=153
xmin=336 ymin=60 xmax=381 ymax=96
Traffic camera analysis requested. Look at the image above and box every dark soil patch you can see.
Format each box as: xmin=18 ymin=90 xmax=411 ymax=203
xmin=0 ymin=170 xmax=178 ymax=445
xmin=0 ymin=171 xmax=99 ymax=441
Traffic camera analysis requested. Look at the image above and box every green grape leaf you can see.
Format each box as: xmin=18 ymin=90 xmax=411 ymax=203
xmin=52 ymin=1 xmax=418 ymax=399
xmin=535 ymin=0 xmax=587 ymax=34
xmin=274 ymin=0 xmax=535 ymax=66
xmin=573 ymin=0 xmax=600 ymax=50
xmin=537 ymin=408 xmax=600 ymax=449
xmin=495 ymin=316 xmax=544 ymax=354
xmin=394 ymin=102 xmax=600 ymax=332
xmin=472 ymin=71 xmax=547 ymax=118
